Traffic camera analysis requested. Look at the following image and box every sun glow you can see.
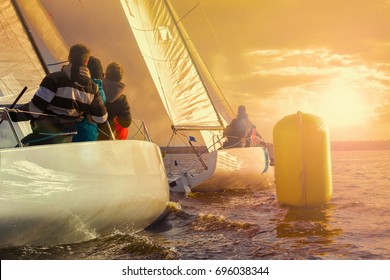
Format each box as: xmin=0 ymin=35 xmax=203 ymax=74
xmin=315 ymin=79 xmax=369 ymax=128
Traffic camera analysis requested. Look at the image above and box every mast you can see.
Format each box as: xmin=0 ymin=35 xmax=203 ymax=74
xmin=10 ymin=0 xmax=49 ymax=74
xmin=163 ymin=0 xmax=225 ymax=130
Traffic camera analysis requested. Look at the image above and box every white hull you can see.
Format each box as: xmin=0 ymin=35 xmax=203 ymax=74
xmin=0 ymin=140 xmax=169 ymax=247
xmin=169 ymin=147 xmax=274 ymax=192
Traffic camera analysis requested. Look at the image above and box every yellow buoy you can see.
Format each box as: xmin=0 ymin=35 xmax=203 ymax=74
xmin=273 ymin=112 xmax=332 ymax=207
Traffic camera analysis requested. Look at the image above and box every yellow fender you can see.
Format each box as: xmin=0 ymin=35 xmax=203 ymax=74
xmin=273 ymin=112 xmax=332 ymax=207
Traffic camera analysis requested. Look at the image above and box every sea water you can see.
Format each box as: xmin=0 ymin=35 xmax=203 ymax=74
xmin=1 ymin=150 xmax=389 ymax=260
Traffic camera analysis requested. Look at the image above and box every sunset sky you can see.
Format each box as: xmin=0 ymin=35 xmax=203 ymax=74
xmin=30 ymin=0 xmax=390 ymax=144
xmin=172 ymin=0 xmax=390 ymax=142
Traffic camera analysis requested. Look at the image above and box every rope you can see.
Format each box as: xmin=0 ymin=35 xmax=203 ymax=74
xmin=94 ymin=124 xmax=117 ymax=140
xmin=24 ymin=124 xmax=79 ymax=145
xmin=73 ymin=118 xmax=150 ymax=141
xmin=164 ymin=130 xmax=222 ymax=173
xmin=5 ymin=108 xmax=57 ymax=117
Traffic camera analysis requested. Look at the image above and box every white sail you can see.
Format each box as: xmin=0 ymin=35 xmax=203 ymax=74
xmin=120 ymin=0 xmax=274 ymax=193
xmin=120 ymin=0 xmax=230 ymax=147
xmin=16 ymin=0 xmax=69 ymax=65
xmin=0 ymin=0 xmax=46 ymax=102
xmin=0 ymin=0 xmax=170 ymax=245
xmin=0 ymin=0 xmax=48 ymax=147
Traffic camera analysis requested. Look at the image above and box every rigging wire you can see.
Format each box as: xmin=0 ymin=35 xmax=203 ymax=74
xmin=165 ymin=0 xmax=226 ymax=130
xmin=176 ymin=0 xmax=236 ymax=118
xmin=197 ymin=0 xmax=236 ymax=118
xmin=176 ymin=2 xmax=200 ymax=23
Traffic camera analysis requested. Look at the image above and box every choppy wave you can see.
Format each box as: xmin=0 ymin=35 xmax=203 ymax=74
xmin=0 ymin=232 xmax=178 ymax=260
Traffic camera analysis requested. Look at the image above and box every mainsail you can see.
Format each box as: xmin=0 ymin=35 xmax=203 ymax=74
xmin=120 ymin=0 xmax=232 ymax=148
xmin=0 ymin=0 xmax=47 ymax=147
xmin=15 ymin=0 xmax=69 ymax=65
xmin=0 ymin=0 xmax=46 ymax=103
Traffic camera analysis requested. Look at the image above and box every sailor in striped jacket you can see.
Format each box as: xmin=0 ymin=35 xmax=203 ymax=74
xmin=4 ymin=44 xmax=108 ymax=146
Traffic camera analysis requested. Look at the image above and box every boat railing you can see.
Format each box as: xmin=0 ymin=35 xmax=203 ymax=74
xmin=127 ymin=119 xmax=153 ymax=142
xmin=0 ymin=107 xmax=24 ymax=147
xmin=0 ymin=108 xmax=154 ymax=148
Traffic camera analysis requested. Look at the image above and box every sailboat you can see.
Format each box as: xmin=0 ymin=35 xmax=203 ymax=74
xmin=0 ymin=0 xmax=169 ymax=247
xmin=120 ymin=0 xmax=274 ymax=192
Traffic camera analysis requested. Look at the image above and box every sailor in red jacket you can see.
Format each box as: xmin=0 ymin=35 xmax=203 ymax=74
xmin=2 ymin=44 xmax=107 ymax=146
xmin=98 ymin=62 xmax=131 ymax=140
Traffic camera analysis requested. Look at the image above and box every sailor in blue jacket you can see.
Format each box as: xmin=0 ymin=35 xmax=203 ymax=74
xmin=72 ymin=56 xmax=107 ymax=142
xmin=2 ymin=44 xmax=107 ymax=146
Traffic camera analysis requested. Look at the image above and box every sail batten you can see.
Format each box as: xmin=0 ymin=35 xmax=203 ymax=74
xmin=120 ymin=0 xmax=227 ymax=140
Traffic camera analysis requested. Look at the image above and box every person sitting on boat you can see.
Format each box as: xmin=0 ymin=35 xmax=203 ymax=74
xmin=72 ymin=56 xmax=107 ymax=142
xmin=222 ymin=105 xmax=255 ymax=148
xmin=97 ymin=62 xmax=131 ymax=140
xmin=1 ymin=44 xmax=107 ymax=146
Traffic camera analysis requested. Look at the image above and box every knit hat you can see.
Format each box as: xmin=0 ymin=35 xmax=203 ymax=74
xmin=88 ymin=56 xmax=104 ymax=79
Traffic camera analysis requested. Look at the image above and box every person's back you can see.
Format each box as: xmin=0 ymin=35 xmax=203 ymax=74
xmin=223 ymin=105 xmax=252 ymax=148
xmin=72 ymin=56 xmax=106 ymax=142
xmin=222 ymin=105 xmax=274 ymax=165
xmin=98 ymin=62 xmax=131 ymax=140
xmin=4 ymin=44 xmax=107 ymax=146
